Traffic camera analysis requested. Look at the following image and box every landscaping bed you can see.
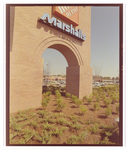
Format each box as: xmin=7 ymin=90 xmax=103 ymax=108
xmin=9 ymin=85 xmax=120 ymax=145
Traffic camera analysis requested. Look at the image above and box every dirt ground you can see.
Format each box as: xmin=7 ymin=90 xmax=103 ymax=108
xmin=9 ymin=86 xmax=120 ymax=145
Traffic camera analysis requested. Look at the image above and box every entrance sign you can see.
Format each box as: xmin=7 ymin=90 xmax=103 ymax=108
xmin=38 ymin=13 xmax=86 ymax=41
xmin=53 ymin=6 xmax=79 ymax=26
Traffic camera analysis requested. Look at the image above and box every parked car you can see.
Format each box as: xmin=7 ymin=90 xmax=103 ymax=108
xmin=92 ymin=83 xmax=96 ymax=87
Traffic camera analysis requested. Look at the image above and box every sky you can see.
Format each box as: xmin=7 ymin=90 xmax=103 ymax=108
xmin=41 ymin=6 xmax=119 ymax=78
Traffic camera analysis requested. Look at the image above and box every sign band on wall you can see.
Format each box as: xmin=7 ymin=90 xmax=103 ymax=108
xmin=38 ymin=13 xmax=86 ymax=41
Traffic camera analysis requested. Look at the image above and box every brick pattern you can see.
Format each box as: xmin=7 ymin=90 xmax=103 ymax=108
xmin=10 ymin=6 xmax=92 ymax=113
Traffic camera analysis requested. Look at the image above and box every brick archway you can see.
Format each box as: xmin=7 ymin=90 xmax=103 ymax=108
xmin=10 ymin=6 xmax=92 ymax=113
xmin=33 ymin=36 xmax=84 ymax=98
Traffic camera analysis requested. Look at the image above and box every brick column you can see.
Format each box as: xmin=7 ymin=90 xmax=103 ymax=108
xmin=66 ymin=66 xmax=80 ymax=97
xmin=66 ymin=65 xmax=92 ymax=99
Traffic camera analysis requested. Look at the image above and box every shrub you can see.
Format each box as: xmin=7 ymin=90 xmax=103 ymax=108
xmin=83 ymin=96 xmax=88 ymax=101
xmin=46 ymin=91 xmax=51 ymax=96
xmin=30 ymin=120 xmax=38 ymax=129
xmin=42 ymin=122 xmax=55 ymax=131
xmin=71 ymin=123 xmax=82 ymax=131
xmin=55 ymin=90 xmax=61 ymax=98
xmin=67 ymin=135 xmax=78 ymax=144
xmin=103 ymin=98 xmax=112 ymax=106
xmin=57 ymin=118 xmax=67 ymax=125
xmin=38 ymin=110 xmax=47 ymax=118
xmin=96 ymin=96 xmax=101 ymax=102
xmin=78 ymin=131 xmax=88 ymax=142
xmin=93 ymin=102 xmax=100 ymax=111
xmin=44 ymin=97 xmax=50 ymax=103
xmin=56 ymin=98 xmax=66 ymax=111
xmin=43 ymin=92 xmax=48 ymax=98
xmin=75 ymin=99 xmax=82 ymax=107
xmin=87 ymin=97 xmax=93 ymax=104
xmin=92 ymin=91 xmax=96 ymax=96
xmin=67 ymin=131 xmax=87 ymax=144
xmin=80 ymin=105 xmax=87 ymax=115
xmin=111 ymin=96 xmax=117 ymax=104
xmin=88 ymin=123 xmax=99 ymax=134
xmin=51 ymin=127 xmax=63 ymax=137
xmin=60 ymin=86 xmax=66 ymax=91
xmin=55 ymin=90 xmax=60 ymax=95
xmin=105 ymin=107 xmax=112 ymax=117
xmin=35 ymin=130 xmax=52 ymax=144
xmin=70 ymin=116 xmax=77 ymax=123
xmin=56 ymin=98 xmax=62 ymax=105
xmin=46 ymin=118 xmax=56 ymax=124
xmin=41 ymin=100 xmax=48 ymax=107
xmin=66 ymin=93 xmax=71 ymax=98
xmin=89 ymin=94 xmax=93 ymax=98
xmin=116 ymin=104 xmax=119 ymax=113
xmin=102 ymin=95 xmax=106 ymax=100
xmin=71 ymin=95 xmax=78 ymax=103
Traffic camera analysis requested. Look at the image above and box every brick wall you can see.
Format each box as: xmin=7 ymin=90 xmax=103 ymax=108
xmin=10 ymin=6 xmax=92 ymax=113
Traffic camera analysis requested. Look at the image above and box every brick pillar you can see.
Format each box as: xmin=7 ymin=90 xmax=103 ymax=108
xmin=66 ymin=66 xmax=80 ymax=97
xmin=66 ymin=65 xmax=92 ymax=99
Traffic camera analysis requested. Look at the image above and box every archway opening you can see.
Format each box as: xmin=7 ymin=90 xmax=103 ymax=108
xmin=41 ymin=48 xmax=68 ymax=94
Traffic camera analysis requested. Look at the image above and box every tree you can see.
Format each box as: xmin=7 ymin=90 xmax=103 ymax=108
xmin=93 ymin=65 xmax=103 ymax=81
xmin=43 ymin=62 xmax=55 ymax=83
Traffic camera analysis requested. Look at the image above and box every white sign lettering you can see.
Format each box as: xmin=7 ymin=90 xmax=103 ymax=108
xmin=38 ymin=13 xmax=86 ymax=41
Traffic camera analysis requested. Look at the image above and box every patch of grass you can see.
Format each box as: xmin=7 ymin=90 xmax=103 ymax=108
xmin=93 ymin=102 xmax=100 ymax=111
xmin=57 ymin=118 xmax=68 ymax=125
xmin=102 ymin=95 xmax=106 ymax=100
xmin=96 ymin=96 xmax=101 ymax=102
xmin=80 ymin=105 xmax=87 ymax=115
xmin=78 ymin=130 xmax=88 ymax=142
xmin=23 ymin=130 xmax=35 ymax=143
xmin=71 ymin=95 xmax=78 ymax=103
xmin=38 ymin=110 xmax=47 ymax=118
xmin=84 ymin=118 xmax=95 ymax=125
xmin=35 ymin=130 xmax=52 ymax=144
xmin=83 ymin=96 xmax=88 ymax=101
xmin=71 ymin=123 xmax=82 ymax=131
xmin=67 ymin=131 xmax=88 ymax=144
xmin=111 ymin=96 xmax=118 ymax=104
xmin=29 ymin=112 xmax=37 ymax=119
xmin=10 ymin=132 xmax=18 ymax=142
xmin=103 ymin=98 xmax=112 ymax=107
xmin=44 ymin=97 xmax=51 ymax=103
xmin=30 ymin=120 xmax=38 ymax=129
xmin=42 ymin=122 xmax=55 ymax=131
xmin=17 ymin=138 xmax=26 ymax=144
xmin=66 ymin=93 xmax=71 ymax=98
xmin=11 ymin=123 xmax=24 ymax=132
xmin=46 ymin=118 xmax=56 ymax=124
xmin=105 ymin=107 xmax=112 ymax=117
xmin=87 ymin=97 xmax=93 ymax=104
xmin=75 ymin=99 xmax=82 ymax=108
xmin=55 ymin=90 xmax=61 ymax=98
xmin=95 ymin=136 xmax=109 ymax=144
xmin=51 ymin=127 xmax=63 ymax=137
xmin=70 ymin=115 xmax=78 ymax=123
xmin=116 ymin=103 xmax=119 ymax=114
xmin=56 ymin=98 xmax=66 ymax=112
xmin=88 ymin=123 xmax=99 ymax=134
xmin=67 ymin=135 xmax=78 ymax=144
xmin=41 ymin=100 xmax=48 ymax=107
